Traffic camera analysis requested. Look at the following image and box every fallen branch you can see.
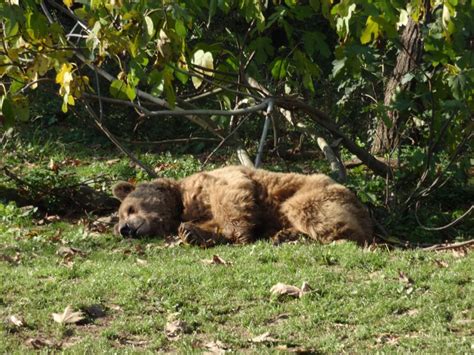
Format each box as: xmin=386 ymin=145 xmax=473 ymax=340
xmin=422 ymin=239 xmax=474 ymax=251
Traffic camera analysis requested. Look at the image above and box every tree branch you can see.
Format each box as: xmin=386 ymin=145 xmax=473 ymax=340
xmin=275 ymin=96 xmax=393 ymax=179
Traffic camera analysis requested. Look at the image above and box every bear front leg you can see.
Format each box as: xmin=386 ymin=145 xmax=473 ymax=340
xmin=178 ymin=221 xmax=229 ymax=248
xmin=271 ymin=228 xmax=301 ymax=245
xmin=210 ymin=182 xmax=258 ymax=244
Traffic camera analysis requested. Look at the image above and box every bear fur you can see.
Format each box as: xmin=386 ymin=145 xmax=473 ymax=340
xmin=112 ymin=165 xmax=373 ymax=246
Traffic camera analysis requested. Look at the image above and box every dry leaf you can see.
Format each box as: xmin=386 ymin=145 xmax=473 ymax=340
xmin=398 ymin=271 xmax=414 ymax=285
xmin=109 ymin=304 xmax=123 ymax=312
xmin=376 ymin=333 xmax=399 ymax=345
xmin=270 ymin=281 xmax=312 ymax=298
xmin=202 ymin=255 xmax=231 ymax=265
xmin=45 ymin=215 xmax=61 ymax=222
xmin=250 ymin=332 xmax=279 ymax=343
xmin=165 ymin=319 xmax=189 ymax=340
xmin=203 ymin=340 xmax=229 ymax=354
xmin=452 ymin=248 xmax=468 ymax=258
xmin=26 ymin=337 xmax=56 ymax=349
xmin=8 ymin=315 xmax=25 ymax=327
xmin=406 ymin=309 xmax=419 ymax=316
xmin=270 ymin=283 xmax=302 ymax=298
xmin=48 ymin=159 xmax=60 ymax=173
xmin=0 ymin=253 xmax=19 ymax=265
xmin=105 ymin=158 xmax=120 ymax=165
xmin=136 ymin=258 xmax=148 ymax=265
xmin=52 ymin=305 xmax=84 ymax=324
xmin=434 ymin=259 xmax=449 ymax=268
xmin=57 ymin=246 xmax=85 ymax=257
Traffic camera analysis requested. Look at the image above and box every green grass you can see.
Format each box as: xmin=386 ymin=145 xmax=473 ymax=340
xmin=1 ymin=209 xmax=473 ymax=353
xmin=1 ymin=121 xmax=472 ymax=353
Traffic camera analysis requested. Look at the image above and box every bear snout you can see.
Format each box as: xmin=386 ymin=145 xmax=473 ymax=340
xmin=119 ymin=223 xmax=136 ymax=237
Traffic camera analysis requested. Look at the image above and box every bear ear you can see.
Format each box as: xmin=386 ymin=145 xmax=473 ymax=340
xmin=113 ymin=181 xmax=135 ymax=201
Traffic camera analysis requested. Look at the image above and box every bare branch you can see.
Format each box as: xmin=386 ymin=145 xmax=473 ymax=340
xmin=143 ymin=99 xmax=271 ymax=117
xmin=73 ymin=103 xmax=158 ymax=179
xmin=415 ymin=202 xmax=473 ymax=231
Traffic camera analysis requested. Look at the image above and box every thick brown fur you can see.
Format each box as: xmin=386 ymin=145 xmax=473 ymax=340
xmin=113 ymin=166 xmax=373 ymax=246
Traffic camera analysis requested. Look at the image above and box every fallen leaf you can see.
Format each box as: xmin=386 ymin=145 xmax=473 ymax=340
xmin=0 ymin=253 xmax=20 ymax=265
xmin=105 ymin=158 xmax=120 ymax=165
xmin=300 ymin=281 xmax=312 ymax=295
xmin=25 ymin=337 xmax=57 ymax=349
xmin=406 ymin=309 xmax=419 ymax=316
xmin=48 ymin=159 xmax=60 ymax=173
xmin=376 ymin=333 xmax=399 ymax=345
xmin=45 ymin=215 xmax=61 ymax=222
xmin=109 ymin=304 xmax=123 ymax=312
xmin=119 ymin=336 xmax=150 ymax=346
xmin=61 ymin=158 xmax=82 ymax=167
xmin=434 ymin=259 xmax=449 ymax=268
xmin=8 ymin=315 xmax=25 ymax=327
xmin=136 ymin=258 xmax=148 ymax=265
xmin=265 ymin=313 xmax=290 ymax=325
xmin=57 ymin=246 xmax=85 ymax=257
xmin=203 ymin=340 xmax=229 ymax=354
xmin=270 ymin=281 xmax=312 ymax=298
xmin=165 ymin=318 xmax=189 ymax=340
xmin=52 ymin=305 xmax=84 ymax=324
xmin=452 ymin=248 xmax=468 ymax=258
xmin=250 ymin=332 xmax=279 ymax=343
xmin=202 ymin=255 xmax=231 ymax=265
xmin=398 ymin=270 xmax=414 ymax=285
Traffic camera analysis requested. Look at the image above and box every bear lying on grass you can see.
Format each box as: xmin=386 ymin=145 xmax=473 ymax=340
xmin=113 ymin=165 xmax=373 ymax=246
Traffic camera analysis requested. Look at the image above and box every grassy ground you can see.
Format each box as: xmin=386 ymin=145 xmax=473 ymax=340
xmin=0 ymin=122 xmax=473 ymax=353
xmin=1 ymin=216 xmax=473 ymax=353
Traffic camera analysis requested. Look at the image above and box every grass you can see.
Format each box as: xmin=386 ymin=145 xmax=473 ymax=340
xmin=0 ymin=120 xmax=473 ymax=353
xmin=0 ymin=216 xmax=473 ymax=353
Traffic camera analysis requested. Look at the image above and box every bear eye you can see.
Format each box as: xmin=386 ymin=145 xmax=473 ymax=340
xmin=127 ymin=206 xmax=135 ymax=215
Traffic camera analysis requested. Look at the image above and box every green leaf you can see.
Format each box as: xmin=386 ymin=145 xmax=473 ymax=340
xmin=0 ymin=96 xmax=15 ymax=127
xmin=144 ymin=16 xmax=154 ymax=37
xmin=332 ymin=57 xmax=346 ymax=77
xmin=271 ymin=58 xmax=288 ymax=80
xmin=175 ymin=20 xmax=186 ymax=38
xmin=360 ymin=16 xmax=380 ymax=44
xmin=303 ymin=73 xmax=315 ymax=93
xmin=149 ymin=70 xmax=164 ymax=97
xmin=110 ymin=79 xmax=135 ymax=101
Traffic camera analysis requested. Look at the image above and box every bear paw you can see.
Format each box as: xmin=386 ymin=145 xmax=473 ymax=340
xmin=178 ymin=222 xmax=221 ymax=248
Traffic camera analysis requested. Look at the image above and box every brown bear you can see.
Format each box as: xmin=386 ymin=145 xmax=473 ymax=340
xmin=112 ymin=165 xmax=373 ymax=246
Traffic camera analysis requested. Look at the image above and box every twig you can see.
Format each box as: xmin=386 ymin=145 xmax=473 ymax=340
xmin=415 ymin=202 xmax=473 ymax=231
xmin=73 ymin=104 xmax=157 ymax=178
xmin=202 ymin=115 xmax=252 ymax=166
xmin=422 ymin=239 xmax=474 ymax=251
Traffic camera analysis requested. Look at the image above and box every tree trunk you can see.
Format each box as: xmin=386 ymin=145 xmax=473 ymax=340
xmin=371 ymin=18 xmax=423 ymax=154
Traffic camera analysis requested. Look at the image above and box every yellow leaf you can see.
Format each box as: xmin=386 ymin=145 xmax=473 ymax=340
xmin=63 ymin=0 xmax=74 ymax=8
xmin=191 ymin=50 xmax=214 ymax=89
xmin=360 ymin=16 xmax=380 ymax=44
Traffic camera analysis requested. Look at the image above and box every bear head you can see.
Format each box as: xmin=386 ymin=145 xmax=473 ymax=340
xmin=112 ymin=179 xmax=183 ymax=238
